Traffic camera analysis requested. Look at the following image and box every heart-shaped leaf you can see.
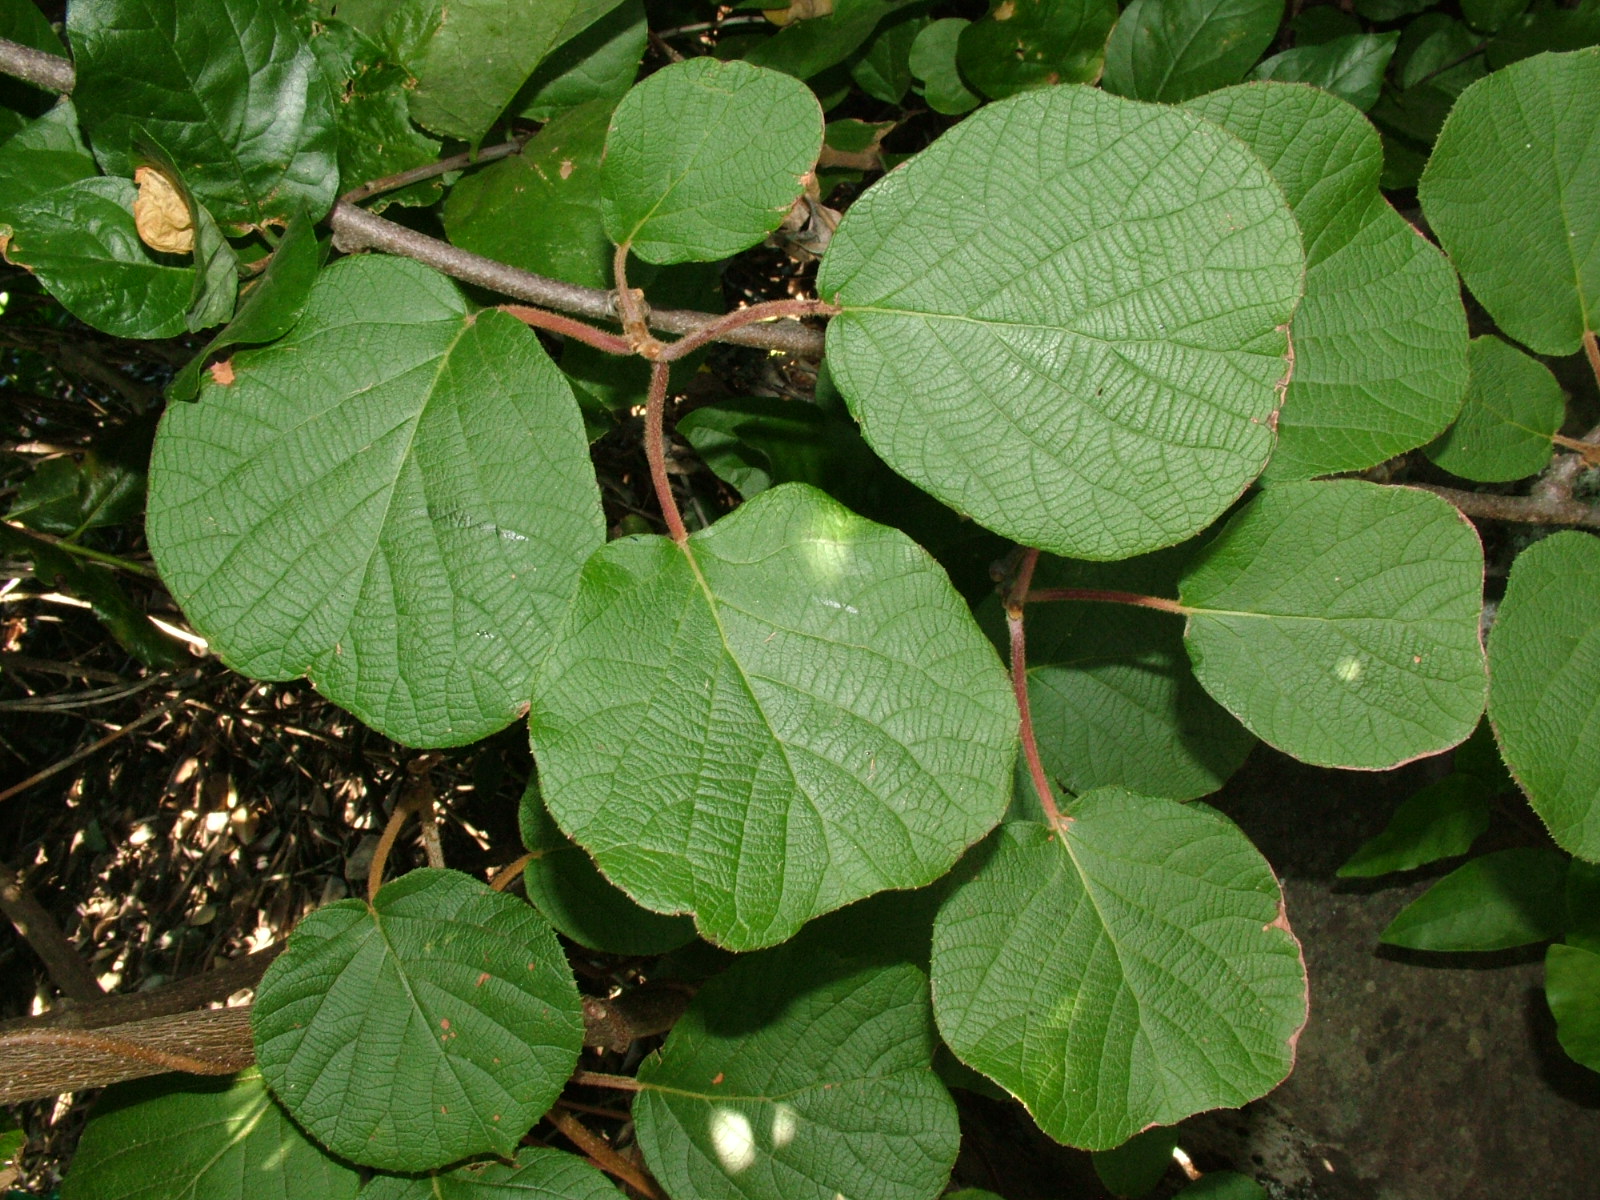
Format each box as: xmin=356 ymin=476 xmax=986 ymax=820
xmin=1102 ymin=0 xmax=1284 ymax=103
xmin=362 ymin=1147 xmax=624 ymax=1200
xmin=601 ymin=57 xmax=824 ymax=264
xmin=530 ymin=483 xmax=1016 ymax=950
xmin=633 ymin=943 xmax=959 ymax=1200
xmin=1488 ymin=530 xmax=1600 ymax=860
xmin=252 ymin=869 xmax=583 ymax=1172
xmin=61 ymin=1071 xmax=360 ymax=1200
xmin=147 ymin=255 xmax=603 ymax=748
xmin=1186 ymin=83 xmax=1468 ymax=480
xmin=1179 ymin=480 xmax=1486 ymax=769
xmin=1419 ymin=48 xmax=1600 ymax=356
xmin=932 ymin=793 xmax=1307 ymax=1150
xmin=818 ymin=85 xmax=1302 ymax=561
xmin=67 ymin=0 xmax=339 ymax=226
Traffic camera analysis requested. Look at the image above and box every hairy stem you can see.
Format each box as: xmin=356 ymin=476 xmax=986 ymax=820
xmin=646 ymin=361 xmax=689 ymax=544
xmin=1005 ymin=549 xmax=1067 ymax=829
xmin=570 ymin=1069 xmax=645 ymax=1092
xmin=657 ymin=296 xmax=840 ymax=363
xmin=0 ymin=860 xmax=104 ymax=1002
xmin=498 ymin=305 xmax=632 ymax=355
xmin=1410 ymin=482 xmax=1600 ymax=530
xmin=1026 ymin=587 xmax=1191 ymax=614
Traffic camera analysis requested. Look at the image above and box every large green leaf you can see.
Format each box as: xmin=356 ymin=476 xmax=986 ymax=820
xmin=253 ymin=869 xmax=583 ymax=1172
xmin=2 ymin=176 xmax=193 ymax=339
xmin=818 ymin=85 xmax=1302 ymax=561
xmin=363 ymin=1147 xmax=623 ymax=1200
xmin=444 ymin=100 xmax=613 ymax=289
xmin=67 ymin=0 xmax=339 ymax=227
xmin=1380 ymin=847 xmax=1569 ymax=950
xmin=1487 ymin=530 xmax=1600 ymax=860
xmin=957 ymin=0 xmax=1119 ymax=99
xmin=932 ymin=795 xmax=1307 ymax=1150
xmin=632 ymin=943 xmax=959 ymax=1200
xmin=601 ymin=57 xmax=823 ymax=264
xmin=1179 ymin=481 xmax=1486 ymax=769
xmin=1424 ymin=336 xmax=1566 ymax=482
xmin=1186 ymin=83 xmax=1468 ymax=480
xmin=61 ymin=1070 xmax=360 ymax=1200
xmin=1248 ymin=33 xmax=1400 ymax=111
xmin=1546 ymin=942 xmax=1600 ymax=1071
xmin=147 ymin=255 xmax=603 ymax=748
xmin=996 ymin=548 xmax=1255 ymax=801
xmin=1336 ymin=774 xmax=1492 ymax=877
xmin=1418 ymin=48 xmax=1600 ymax=356
xmin=529 ymin=483 xmax=1016 ymax=950
xmin=1102 ymin=0 xmax=1284 ymax=102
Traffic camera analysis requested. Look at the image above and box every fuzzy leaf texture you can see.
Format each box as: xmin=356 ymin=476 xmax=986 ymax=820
xmin=529 ymin=483 xmax=1017 ymax=950
xmin=361 ymin=1146 xmax=624 ymax=1199
xmin=819 ymin=85 xmax=1302 ymax=560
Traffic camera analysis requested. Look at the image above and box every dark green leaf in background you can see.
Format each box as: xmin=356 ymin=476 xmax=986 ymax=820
xmin=1566 ymin=861 xmax=1600 ymax=953
xmin=1337 ymin=774 xmax=1492 ymax=877
xmin=677 ymin=396 xmax=878 ymax=501
xmin=147 ymin=256 xmax=604 ymax=748
xmin=1291 ymin=7 xmax=1363 ymax=45
xmin=908 ymin=18 xmax=982 ymax=114
xmin=1419 ymin=48 xmax=1600 ymax=357
xmin=1380 ymin=847 xmax=1569 ymax=950
xmin=1186 ymin=83 xmax=1469 ymax=481
xmin=1248 ymin=33 xmax=1400 ymax=111
xmin=1463 ymin=0 xmax=1532 ymax=33
xmin=820 ymin=85 xmax=1301 ymax=561
xmin=957 ymin=0 xmax=1119 ymax=99
xmin=518 ymin=775 xmax=696 ymax=956
xmin=1092 ymin=1126 xmax=1179 ymax=1197
xmin=746 ymin=0 xmax=926 ymax=80
xmin=1102 ymin=0 xmax=1284 ymax=102
xmin=0 ymin=101 xmax=97 ymax=212
xmin=1176 ymin=1172 xmax=1269 ymax=1200
xmin=852 ymin=11 xmax=927 ymax=104
xmin=362 ymin=1146 xmax=624 ymax=1200
xmin=530 ymin=483 xmax=1017 ymax=950
xmin=1546 ymin=943 xmax=1600 ymax=1071
xmin=1179 ymin=481 xmax=1487 ymax=769
xmin=1487 ymin=531 xmax=1600 ymax=861
xmin=633 ymin=943 xmax=959 ymax=1200
xmin=61 ymin=1070 xmax=360 ymax=1200
xmin=515 ymin=0 xmax=647 ymax=121
xmin=67 ymin=0 xmax=339 ymax=226
xmin=601 ymin=57 xmax=824 ymax=264
xmin=445 ymin=100 xmax=614 ymax=289
xmin=1424 ymin=336 xmax=1566 ymax=482
xmin=932 ymin=795 xmax=1306 ymax=1149
xmin=253 ymin=869 xmax=583 ymax=1172
xmin=1487 ymin=0 xmax=1600 ymax=70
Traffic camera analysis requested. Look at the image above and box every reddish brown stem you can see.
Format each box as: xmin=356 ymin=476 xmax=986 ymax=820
xmin=1412 ymin=483 xmax=1600 ymax=530
xmin=613 ymin=243 xmax=666 ymax=358
xmin=1026 ymin=587 xmax=1190 ymax=614
xmin=499 ymin=305 xmax=632 ymax=355
xmin=547 ymin=1107 xmax=664 ymax=1199
xmin=571 ymin=1069 xmax=645 ymax=1092
xmin=367 ymin=791 xmax=420 ymax=904
xmin=645 ymin=361 xmax=689 ymax=544
xmin=489 ymin=851 xmax=534 ymax=892
xmin=656 ymin=297 xmax=840 ymax=363
xmin=1585 ymin=329 xmax=1600 ymax=394
xmin=1006 ymin=549 xmax=1067 ymax=830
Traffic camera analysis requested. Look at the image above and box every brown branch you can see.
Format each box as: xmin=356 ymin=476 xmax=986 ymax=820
xmin=581 ymin=987 xmax=690 ymax=1053
xmin=0 ymin=861 xmax=104 ymax=1002
xmin=1005 ymin=549 xmax=1067 ymax=830
xmin=0 ymin=36 xmax=72 ymax=94
xmin=489 ymin=851 xmax=534 ymax=892
xmin=499 ymin=304 xmax=632 ymax=355
xmin=1025 ymin=587 xmax=1190 ymax=613
xmin=645 ymin=361 xmax=689 ymax=544
xmin=1410 ymin=483 xmax=1600 ymax=530
xmin=547 ymin=1107 xmax=664 ymax=1200
xmin=1585 ymin=329 xmax=1599 ymax=394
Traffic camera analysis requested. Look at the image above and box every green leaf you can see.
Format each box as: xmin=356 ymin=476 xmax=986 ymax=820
xmin=1424 ymin=336 xmax=1565 ymax=482
xmin=1546 ymin=943 xmax=1600 ymax=1071
xmin=1487 ymin=530 xmax=1600 ymax=861
xmin=1355 ymin=0 xmax=1431 ymax=19
xmin=147 ymin=256 xmax=604 ymax=748
xmin=601 ymin=57 xmax=823 ymax=264
xmin=9 ymin=438 xmax=148 ymax=538
xmin=1487 ymin=0 xmax=1600 ymax=70
xmin=518 ymin=775 xmax=696 ymax=956
xmin=3 ymin=176 xmax=192 ymax=339
xmin=957 ymin=0 xmax=1119 ymax=99
xmin=1337 ymin=775 xmax=1492 ymax=877
xmin=529 ymin=483 xmax=1017 ymax=950
xmin=1464 ymin=0 xmax=1531 ymax=33
xmin=60 ymin=1070 xmax=360 ymax=1200
xmin=677 ymin=396 xmax=878 ymax=500
xmin=1418 ymin=48 xmax=1600 ymax=357
xmin=1179 ymin=481 xmax=1487 ymax=770
xmin=1291 ymin=7 xmax=1363 ymax=45
xmin=168 ymin=205 xmax=320 ymax=403
xmin=1380 ymin=847 xmax=1569 ymax=950
xmin=0 ymin=101 xmax=98 ymax=213
xmin=67 ymin=0 xmax=339 ymax=226
xmin=908 ymin=19 xmax=982 ymax=114
xmin=1394 ymin=15 xmax=1486 ymax=93
xmin=515 ymin=0 xmax=647 ymax=121
xmin=1176 ymin=1172 xmax=1268 ymax=1200
xmin=445 ymin=100 xmax=613 ymax=290
xmin=362 ymin=1147 xmax=624 ymax=1200
xmin=932 ymin=796 xmax=1307 ymax=1150
xmin=1248 ymin=33 xmax=1401 ymax=111
xmin=1566 ymin=861 xmax=1600 ymax=952
xmin=745 ymin=0 xmax=925 ymax=80
xmin=1093 ymin=1126 xmax=1179 ymax=1197
xmin=995 ymin=548 xmax=1255 ymax=801
xmin=405 ymin=0 xmax=625 ymax=142
xmin=851 ymin=12 xmax=927 ymax=104
xmin=1102 ymin=0 xmax=1284 ymax=103
xmin=253 ymin=868 xmax=583 ymax=1172
xmin=0 ymin=0 xmax=63 ymax=136
xmin=633 ymin=943 xmax=959 ymax=1200
xmin=1186 ymin=84 xmax=1469 ymax=481
xmin=819 ymin=85 xmax=1302 ymax=561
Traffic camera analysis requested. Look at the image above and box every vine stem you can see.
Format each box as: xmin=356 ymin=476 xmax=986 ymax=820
xmin=1586 ymin=329 xmax=1600 ymax=394
xmin=498 ymin=305 xmax=632 ymax=355
xmin=1026 ymin=587 xmax=1191 ymax=614
xmin=1005 ymin=548 xmax=1068 ymax=830
xmin=547 ymin=1107 xmax=664 ymax=1200
xmin=645 ymin=361 xmax=689 ymax=544
xmin=0 ymin=37 xmax=72 ymax=93
xmin=1411 ymin=482 xmax=1600 ymax=530
xmin=0 ymin=1027 xmax=240 ymax=1076
xmin=340 ymin=134 xmax=533 ymax=205
xmin=571 ymin=1069 xmax=645 ymax=1092
xmin=366 ymin=767 xmax=441 ymax=903
xmin=489 ymin=851 xmax=534 ymax=892
xmin=656 ymin=296 xmax=840 ymax=363
xmin=5 ymin=521 xmax=161 ymax=578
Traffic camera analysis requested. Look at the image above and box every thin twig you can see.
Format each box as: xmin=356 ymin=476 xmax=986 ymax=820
xmin=0 ymin=688 xmax=196 ymax=805
xmin=645 ymin=362 xmax=689 ymax=544
xmin=1410 ymin=483 xmax=1600 ymax=530
xmin=367 ymin=788 xmax=424 ymax=903
xmin=1585 ymin=329 xmax=1600 ymax=394
xmin=489 ymin=851 xmax=534 ymax=892
xmin=1005 ymin=549 xmax=1067 ymax=829
xmin=1026 ymin=587 xmax=1191 ymax=613
xmin=0 ymin=861 xmax=104 ymax=1002
xmin=3 ymin=521 xmax=161 ymax=578
xmin=499 ymin=305 xmax=632 ymax=355
xmin=0 ymin=37 xmax=72 ymax=93
xmin=572 ymin=1069 xmax=645 ymax=1092
xmin=547 ymin=1107 xmax=664 ymax=1200
xmin=340 ymin=134 xmax=533 ymax=204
